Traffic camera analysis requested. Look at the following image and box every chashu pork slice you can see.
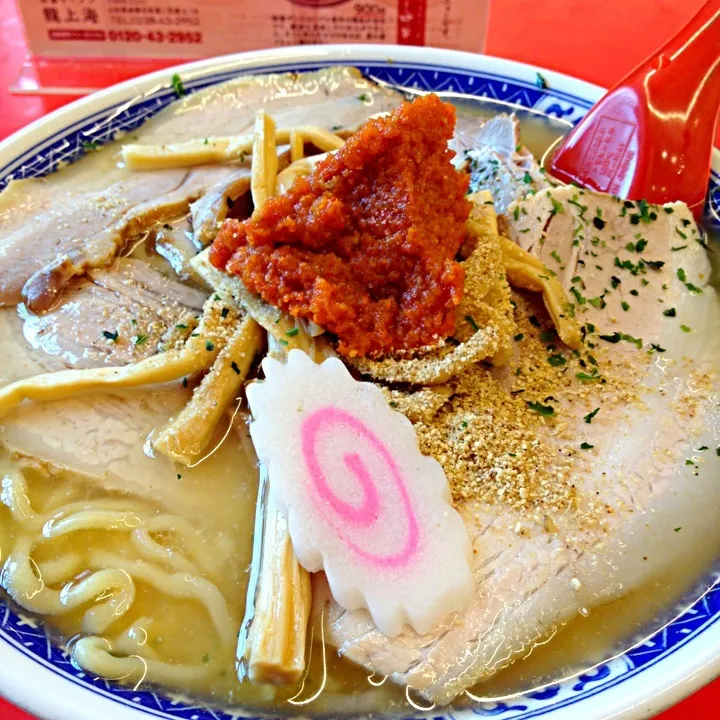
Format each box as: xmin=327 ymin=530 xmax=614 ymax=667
xmin=21 ymin=257 xmax=207 ymax=372
xmin=314 ymin=189 xmax=719 ymax=704
xmin=0 ymin=67 xmax=404 ymax=311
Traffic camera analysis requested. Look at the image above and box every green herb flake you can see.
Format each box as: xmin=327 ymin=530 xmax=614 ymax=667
xmin=231 ymin=361 xmax=240 ymax=375
xmin=526 ymin=401 xmax=555 ymax=416
xmin=635 ymin=238 xmax=648 ymax=253
xmin=205 ymin=341 xmax=214 ymax=351
xmin=580 ymin=442 xmax=595 ymax=450
xmin=177 ymin=473 xmax=182 ymax=479
xmin=610 ymin=276 xmax=621 ymax=289
xmin=102 ymin=330 xmax=118 ymax=342
xmin=358 ymin=93 xmax=371 ymax=103
xmin=221 ymin=307 xmax=229 ymax=319
xmin=523 ymin=172 xmax=532 ymax=184
xmin=465 ymin=315 xmax=480 ymax=333
xmin=650 ymin=343 xmax=666 ymax=353
xmin=663 ymin=308 xmax=676 ymax=317
xmin=592 ymin=216 xmax=606 ymax=230
xmin=286 ymin=327 xmax=300 ymax=337
xmin=664 ymin=207 xmax=674 ymax=214
xmin=514 ymin=333 xmax=524 ymax=341
xmin=550 ymin=250 xmax=563 ymax=264
xmin=675 ymin=228 xmax=687 ymax=239
xmin=550 ymin=196 xmax=564 ymax=215
xmin=175 ymin=323 xmax=188 ymax=329
xmin=548 ymin=354 xmax=566 ymax=367
xmin=182 ymin=377 xmax=188 ymax=388
xmin=584 ymin=407 xmax=600 ymax=423
xmin=535 ymin=72 xmax=549 ymax=89
xmin=134 ymin=334 xmax=148 ymax=345
xmin=82 ymin=140 xmax=98 ymax=151
xmin=513 ymin=205 xmax=520 ymax=221
xmin=171 ymin=73 xmax=186 ymax=97
xmin=680 ymin=324 xmax=691 ymax=333
xmin=671 ymin=245 xmax=688 ymax=251
xmin=684 ymin=459 xmax=695 ymax=466
xmin=279 ymin=339 xmax=289 ymax=346
xmin=674 ymin=527 xmax=682 ymax=532
xmin=697 ymin=446 xmax=709 ymax=451
xmin=677 ymin=268 xmax=687 ymax=282
xmin=621 ymin=301 xmax=630 ymax=312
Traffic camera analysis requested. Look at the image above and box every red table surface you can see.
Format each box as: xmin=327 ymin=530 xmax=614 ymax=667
xmin=0 ymin=0 xmax=718 ymax=717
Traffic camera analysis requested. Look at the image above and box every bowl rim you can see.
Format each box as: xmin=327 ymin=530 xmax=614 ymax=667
xmin=0 ymin=42 xmax=718 ymax=720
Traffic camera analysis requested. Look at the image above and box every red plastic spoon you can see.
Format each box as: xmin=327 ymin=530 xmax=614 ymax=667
xmin=548 ymin=0 xmax=720 ymax=217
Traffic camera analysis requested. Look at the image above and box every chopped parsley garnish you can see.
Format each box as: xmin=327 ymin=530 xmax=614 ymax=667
xmin=684 ymin=459 xmax=695 ymax=466
xmin=102 ymin=330 xmax=118 ymax=342
xmin=540 ymin=330 xmax=557 ymax=342
xmin=358 ymin=93 xmax=371 ymax=103
xmin=221 ymin=307 xmax=229 ymax=318
xmin=513 ymin=206 xmax=520 ymax=221
xmin=645 ymin=260 xmax=665 ymax=270
xmin=584 ymin=407 xmax=600 ymax=423
xmin=83 ymin=140 xmax=98 ymax=151
xmin=529 ymin=315 xmax=541 ymax=327
xmin=510 ymin=388 xmax=526 ymax=395
xmin=675 ymin=228 xmax=687 ymax=239
xmin=213 ymin=294 xmax=221 ymax=301
xmin=571 ymin=287 xmax=586 ymax=305
xmin=585 ymin=322 xmax=596 ymax=333
xmin=592 ymin=216 xmax=606 ymax=230
xmin=205 ymin=341 xmax=214 ymax=351
xmin=635 ymin=238 xmax=647 ymax=252
xmin=674 ymin=527 xmax=682 ymax=532
xmin=175 ymin=323 xmax=188 ymax=329
xmin=182 ymin=377 xmax=188 ymax=388
xmin=514 ymin=333 xmax=524 ymax=341
xmin=630 ymin=289 xmax=639 ymax=296
xmin=664 ymin=207 xmax=674 ymax=214
xmin=526 ymin=400 xmax=555 ymax=416
xmin=677 ymin=268 xmax=687 ymax=282
xmin=685 ymin=282 xmax=703 ymax=294
xmin=671 ymin=245 xmax=687 ymax=251
xmin=550 ymin=196 xmax=564 ymax=215
xmin=663 ymin=308 xmax=676 ymax=317
xmin=626 ymin=242 xmax=636 ymax=252
xmin=621 ymin=301 xmax=630 ymax=312
xmin=580 ymin=442 xmax=594 ymax=450
xmin=286 ymin=327 xmax=300 ymax=337
xmin=465 ymin=315 xmax=480 ymax=332
xmin=572 ymin=275 xmax=582 ymax=284
xmin=610 ymin=276 xmax=621 ymax=289
xmin=576 ymin=369 xmax=601 ymax=382
xmin=588 ymin=296 xmax=606 ymax=309
xmin=171 ymin=73 xmax=185 ymax=97
xmin=550 ymin=250 xmax=563 ymax=264
xmin=535 ymin=72 xmax=549 ymax=89
xmin=680 ymin=324 xmax=691 ymax=333
xmin=523 ymin=172 xmax=532 ymax=184
xmin=177 ymin=473 xmax=182 ymax=479
xmin=278 ymin=339 xmax=289 ymax=346
xmin=548 ymin=354 xmax=566 ymax=366
xmin=134 ymin=334 xmax=148 ymax=345
xmin=697 ymin=446 xmax=709 ymax=451
xmin=650 ymin=343 xmax=666 ymax=353
xmin=389 ymin=401 xmax=398 ymax=408
xmin=230 ymin=361 xmax=241 ymax=374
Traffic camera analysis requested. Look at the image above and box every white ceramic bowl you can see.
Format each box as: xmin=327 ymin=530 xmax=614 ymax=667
xmin=0 ymin=45 xmax=718 ymax=720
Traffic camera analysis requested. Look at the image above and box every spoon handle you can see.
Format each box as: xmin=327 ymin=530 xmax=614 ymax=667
xmin=549 ymin=0 xmax=720 ymax=213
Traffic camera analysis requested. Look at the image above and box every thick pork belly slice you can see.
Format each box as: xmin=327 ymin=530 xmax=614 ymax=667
xmin=22 ymin=258 xmax=207 ymax=372
xmin=0 ymin=67 xmax=404 ymax=311
xmin=315 ymin=192 xmax=719 ymax=704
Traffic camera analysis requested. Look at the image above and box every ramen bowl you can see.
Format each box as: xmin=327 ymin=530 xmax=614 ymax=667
xmin=0 ymin=44 xmax=718 ymax=720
